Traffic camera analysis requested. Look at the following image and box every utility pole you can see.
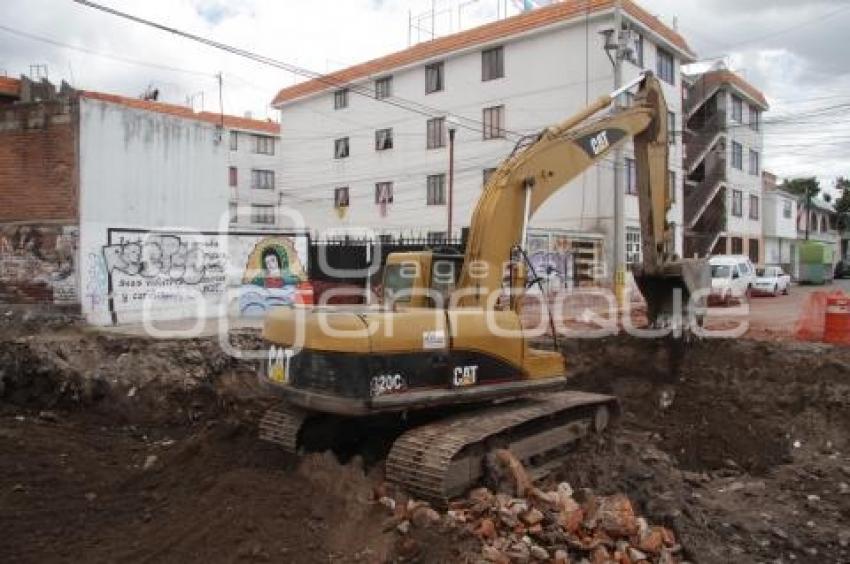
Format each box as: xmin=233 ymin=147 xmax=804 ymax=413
xmin=448 ymin=122 xmax=457 ymax=238
xmin=612 ymin=0 xmax=626 ymax=307
xmin=216 ymin=72 xmax=224 ymax=128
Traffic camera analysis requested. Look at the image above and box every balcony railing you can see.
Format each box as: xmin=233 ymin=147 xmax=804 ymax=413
xmin=684 ymin=110 xmax=726 ymax=172
xmin=684 ymin=190 xmax=727 ymax=258
xmin=684 ymin=159 xmax=726 ymax=228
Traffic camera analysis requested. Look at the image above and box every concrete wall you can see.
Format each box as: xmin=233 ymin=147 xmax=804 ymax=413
xmin=78 ymin=98 xmax=308 ymax=324
xmin=276 ymin=14 xmax=686 ymax=279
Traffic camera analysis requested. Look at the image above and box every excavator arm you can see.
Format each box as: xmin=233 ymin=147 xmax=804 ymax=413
xmin=457 ymin=72 xmax=707 ymax=325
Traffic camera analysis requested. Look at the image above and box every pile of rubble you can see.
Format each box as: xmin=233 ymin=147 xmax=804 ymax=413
xmin=377 ymin=450 xmax=686 ymax=563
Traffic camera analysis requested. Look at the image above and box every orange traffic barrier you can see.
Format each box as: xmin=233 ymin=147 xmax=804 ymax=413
xmin=824 ymin=294 xmax=850 ymax=345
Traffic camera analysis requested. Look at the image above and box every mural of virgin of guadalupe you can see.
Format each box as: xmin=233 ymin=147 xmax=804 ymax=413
xmin=250 ymin=247 xmax=301 ymax=288
xmin=239 ymin=237 xmax=307 ymax=316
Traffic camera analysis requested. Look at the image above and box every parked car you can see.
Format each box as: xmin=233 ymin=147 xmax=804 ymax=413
xmin=835 ymin=260 xmax=850 ymax=279
xmin=709 ymin=255 xmax=756 ymax=305
xmin=752 ymin=266 xmax=791 ymax=296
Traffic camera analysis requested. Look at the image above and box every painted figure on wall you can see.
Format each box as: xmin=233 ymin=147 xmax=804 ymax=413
xmin=239 ymin=237 xmax=306 ymax=316
xmin=250 ymin=247 xmax=301 ymax=289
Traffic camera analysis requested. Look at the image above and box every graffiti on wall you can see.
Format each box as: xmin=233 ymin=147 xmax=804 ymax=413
xmin=103 ymin=230 xmax=227 ymax=321
xmin=0 ymin=225 xmax=79 ymax=305
xmin=96 ymin=229 xmax=310 ymax=324
xmin=238 ymin=236 xmax=307 ymax=316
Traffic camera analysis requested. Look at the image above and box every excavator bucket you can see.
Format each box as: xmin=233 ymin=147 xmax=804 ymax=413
xmin=634 ymin=258 xmax=711 ymax=328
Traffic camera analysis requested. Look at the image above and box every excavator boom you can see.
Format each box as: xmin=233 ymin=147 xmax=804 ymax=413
xmin=457 ymin=72 xmax=708 ymax=325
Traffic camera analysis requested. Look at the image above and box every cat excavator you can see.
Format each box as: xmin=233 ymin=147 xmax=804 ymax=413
xmin=257 ymin=72 xmax=709 ymax=504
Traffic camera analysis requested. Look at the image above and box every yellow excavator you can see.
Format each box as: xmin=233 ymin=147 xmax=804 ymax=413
xmin=258 ymin=72 xmax=708 ymax=504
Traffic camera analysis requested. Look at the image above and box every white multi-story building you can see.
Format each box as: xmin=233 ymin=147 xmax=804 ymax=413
xmin=761 ymin=171 xmax=798 ymax=272
xmin=225 ymin=121 xmax=281 ymax=228
xmin=682 ymin=66 xmax=768 ymax=265
xmin=272 ymin=0 xmax=694 ymax=281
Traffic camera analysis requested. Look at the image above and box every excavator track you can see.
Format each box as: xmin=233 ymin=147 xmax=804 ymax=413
xmin=385 ymin=390 xmax=616 ymax=506
xmin=258 ymin=404 xmax=309 ymax=453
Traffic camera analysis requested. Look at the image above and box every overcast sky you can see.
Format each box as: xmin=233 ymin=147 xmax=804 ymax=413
xmin=2 ymin=0 xmax=849 ymax=191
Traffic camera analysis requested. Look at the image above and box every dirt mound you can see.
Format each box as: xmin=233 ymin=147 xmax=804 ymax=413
xmin=560 ymin=336 xmax=850 ymax=562
xmin=563 ymin=337 xmax=850 ymax=474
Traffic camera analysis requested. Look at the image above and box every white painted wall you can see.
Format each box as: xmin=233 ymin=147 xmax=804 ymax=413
xmin=275 ymin=13 xmax=687 ymax=278
xmin=78 ymin=98 xmax=303 ymax=325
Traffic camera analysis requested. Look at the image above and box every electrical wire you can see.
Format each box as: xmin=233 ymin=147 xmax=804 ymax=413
xmin=68 ymin=0 xmax=528 ymax=141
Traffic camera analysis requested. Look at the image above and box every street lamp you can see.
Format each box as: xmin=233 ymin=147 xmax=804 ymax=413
xmin=447 ymin=115 xmax=459 ymax=240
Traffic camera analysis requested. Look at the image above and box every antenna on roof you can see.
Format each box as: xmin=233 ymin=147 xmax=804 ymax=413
xmin=141 ymin=84 xmax=159 ymax=101
xmin=28 ymin=64 xmax=48 ymax=81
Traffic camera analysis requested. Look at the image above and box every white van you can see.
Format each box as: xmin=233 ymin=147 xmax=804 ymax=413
xmin=709 ymin=255 xmax=756 ymax=304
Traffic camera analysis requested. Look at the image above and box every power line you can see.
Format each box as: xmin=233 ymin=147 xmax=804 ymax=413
xmin=69 ymin=0 xmax=527 ymax=141
xmin=0 ymin=23 xmax=211 ymax=78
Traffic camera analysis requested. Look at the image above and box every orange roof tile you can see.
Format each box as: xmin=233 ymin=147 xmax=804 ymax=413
xmin=700 ymin=69 xmax=768 ymax=109
xmin=272 ymin=0 xmax=695 ymax=106
xmin=0 ymin=76 xmax=21 ymax=98
xmin=80 ymin=91 xmax=280 ymax=134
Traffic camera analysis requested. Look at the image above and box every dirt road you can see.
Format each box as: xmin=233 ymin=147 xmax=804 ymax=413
xmin=1 ymin=321 xmax=849 ymax=562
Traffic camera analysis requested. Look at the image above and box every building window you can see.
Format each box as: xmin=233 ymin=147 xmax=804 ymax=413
xmin=749 ymin=239 xmax=759 ymax=264
xmin=375 ymin=76 xmax=392 ymax=99
xmin=731 ymin=237 xmax=743 ymax=254
xmin=426 ymin=117 xmax=445 ymax=149
xmin=626 ymin=227 xmax=642 ymax=264
xmin=425 ymin=62 xmax=444 ymax=94
xmin=253 ymin=135 xmax=275 ymax=155
xmin=732 ymin=141 xmax=743 ymax=170
xmin=427 ymin=174 xmax=446 ymax=205
xmin=334 ymin=186 xmax=349 ymax=208
xmin=251 ymin=169 xmax=275 ymax=190
xmin=731 ymin=94 xmax=743 ymax=122
xmin=625 ymin=158 xmax=637 ymax=195
xmin=749 ymin=194 xmax=759 ymax=220
xmin=482 ymin=46 xmax=504 ymax=81
xmin=334 ymin=137 xmax=349 ymax=159
xmin=228 ymin=166 xmax=237 ymax=187
xmin=667 ymin=111 xmax=676 ymax=145
xmin=375 ymin=181 xmax=394 ymax=204
xmin=668 ymin=170 xmax=676 ymax=203
xmin=229 ymin=202 xmax=238 ymax=224
xmin=482 ymin=105 xmax=505 ymax=140
xmin=732 ymin=189 xmax=743 ymax=216
xmin=483 ymin=168 xmax=497 ymax=186
xmin=375 ymin=128 xmax=393 ymax=151
xmin=251 ymin=204 xmax=275 ymax=225
xmin=821 ymin=215 xmax=827 ymax=232
xmin=749 ymin=104 xmax=760 ymax=131
xmin=334 ymin=88 xmax=348 ymax=109
xmin=656 ymin=47 xmax=674 ymax=84
xmin=749 ymin=149 xmax=760 ymax=176
xmin=229 ymin=131 xmax=238 ymax=151
xmin=783 ymin=200 xmax=792 ymax=219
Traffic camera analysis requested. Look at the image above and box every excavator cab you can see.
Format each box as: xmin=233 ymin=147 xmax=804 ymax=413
xmin=382 ymin=251 xmax=463 ymax=309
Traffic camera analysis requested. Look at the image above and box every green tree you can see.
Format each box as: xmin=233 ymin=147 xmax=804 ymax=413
xmin=834 ymin=177 xmax=850 ymax=230
xmin=780 ymin=177 xmax=820 ymax=199
xmin=781 ymin=178 xmax=820 ymax=239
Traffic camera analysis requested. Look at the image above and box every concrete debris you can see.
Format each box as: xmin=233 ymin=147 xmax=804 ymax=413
xmin=376 ymin=454 xmax=681 ymax=564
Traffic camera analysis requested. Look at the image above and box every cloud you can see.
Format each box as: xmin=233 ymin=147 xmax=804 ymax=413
xmin=1 ymin=0 xmax=847 ymax=185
